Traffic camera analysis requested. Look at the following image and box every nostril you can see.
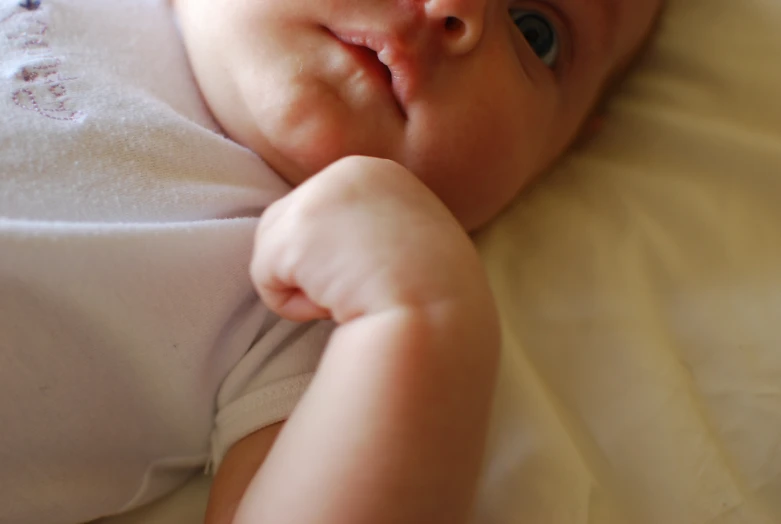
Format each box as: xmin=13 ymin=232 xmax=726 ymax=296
xmin=444 ymin=16 xmax=463 ymax=32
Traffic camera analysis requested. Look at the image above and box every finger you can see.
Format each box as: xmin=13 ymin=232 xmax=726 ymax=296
xmin=262 ymin=286 xmax=331 ymax=323
xmin=251 ymin=198 xmax=295 ymax=296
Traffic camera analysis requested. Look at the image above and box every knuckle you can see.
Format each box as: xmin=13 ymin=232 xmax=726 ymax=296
xmin=330 ymin=155 xmax=401 ymax=182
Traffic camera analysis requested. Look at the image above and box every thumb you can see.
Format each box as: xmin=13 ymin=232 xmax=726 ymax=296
xmin=261 ymin=285 xmax=332 ymax=323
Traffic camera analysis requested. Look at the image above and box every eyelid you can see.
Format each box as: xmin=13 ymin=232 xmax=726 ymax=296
xmin=508 ymin=2 xmax=574 ymax=78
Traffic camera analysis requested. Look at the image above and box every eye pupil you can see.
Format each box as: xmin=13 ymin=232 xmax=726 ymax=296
xmin=512 ymin=11 xmax=558 ymax=66
xmin=524 ymin=28 xmax=541 ymax=46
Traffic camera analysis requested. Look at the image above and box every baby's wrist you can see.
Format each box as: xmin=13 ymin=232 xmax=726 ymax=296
xmin=346 ymin=267 xmax=496 ymax=327
xmin=355 ymin=280 xmax=500 ymax=350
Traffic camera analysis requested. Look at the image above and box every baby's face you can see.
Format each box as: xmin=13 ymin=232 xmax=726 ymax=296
xmin=177 ymin=0 xmax=661 ymax=229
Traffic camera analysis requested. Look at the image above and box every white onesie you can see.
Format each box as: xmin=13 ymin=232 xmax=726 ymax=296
xmin=0 ymin=1 xmax=330 ymax=523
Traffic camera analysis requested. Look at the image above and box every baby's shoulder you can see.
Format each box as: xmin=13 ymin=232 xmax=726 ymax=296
xmin=1 ymin=0 xmax=213 ymax=130
xmin=1 ymin=0 xmax=286 ymax=224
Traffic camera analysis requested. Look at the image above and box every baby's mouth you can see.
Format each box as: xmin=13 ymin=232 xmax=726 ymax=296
xmin=326 ymin=28 xmax=410 ymax=119
xmin=350 ymin=44 xmax=394 ymax=88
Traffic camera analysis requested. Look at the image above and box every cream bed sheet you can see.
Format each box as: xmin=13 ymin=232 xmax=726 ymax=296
xmin=475 ymin=0 xmax=781 ymax=521
xmin=100 ymin=0 xmax=781 ymax=522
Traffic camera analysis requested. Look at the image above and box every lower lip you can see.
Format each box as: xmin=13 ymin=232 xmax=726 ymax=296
xmin=328 ymin=30 xmax=407 ymax=118
xmin=339 ymin=41 xmax=394 ymax=87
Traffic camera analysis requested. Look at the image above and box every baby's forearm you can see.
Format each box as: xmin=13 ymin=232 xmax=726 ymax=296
xmin=232 ymin=301 xmax=500 ymax=524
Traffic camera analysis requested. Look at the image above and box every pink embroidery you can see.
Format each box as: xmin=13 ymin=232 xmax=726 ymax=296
xmin=17 ymin=58 xmax=75 ymax=84
xmin=12 ymin=84 xmax=81 ymax=121
xmin=4 ymin=13 xmax=47 ymax=49
xmin=48 ymin=82 xmax=66 ymax=97
xmin=21 ymin=68 xmax=37 ymax=82
xmin=2 ymin=7 xmax=83 ymax=122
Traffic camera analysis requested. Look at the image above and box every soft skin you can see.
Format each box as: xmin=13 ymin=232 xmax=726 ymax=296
xmin=173 ymin=0 xmax=664 ymax=522
xmin=177 ymin=0 xmax=661 ymax=229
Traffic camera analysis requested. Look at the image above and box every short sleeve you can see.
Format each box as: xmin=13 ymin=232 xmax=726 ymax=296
xmin=208 ymin=317 xmax=334 ymax=469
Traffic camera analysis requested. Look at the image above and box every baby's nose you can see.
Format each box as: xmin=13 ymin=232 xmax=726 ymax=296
xmin=424 ymin=0 xmax=487 ymax=55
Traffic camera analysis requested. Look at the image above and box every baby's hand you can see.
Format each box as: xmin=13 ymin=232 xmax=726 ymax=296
xmin=236 ymin=156 xmax=499 ymax=524
xmin=251 ymin=156 xmax=487 ymax=324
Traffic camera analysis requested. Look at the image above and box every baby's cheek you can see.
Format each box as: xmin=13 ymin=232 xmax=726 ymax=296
xmin=419 ymin=107 xmax=548 ymax=228
xmin=246 ymin=79 xmax=403 ymax=183
xmin=244 ymin=84 xmax=349 ymax=178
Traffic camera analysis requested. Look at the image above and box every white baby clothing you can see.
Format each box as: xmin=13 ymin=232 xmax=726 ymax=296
xmin=0 ymin=0 xmax=330 ymax=523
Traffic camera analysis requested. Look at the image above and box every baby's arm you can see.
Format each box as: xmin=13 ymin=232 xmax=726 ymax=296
xmin=207 ymin=156 xmax=500 ymax=524
xmin=204 ymin=422 xmax=283 ymax=523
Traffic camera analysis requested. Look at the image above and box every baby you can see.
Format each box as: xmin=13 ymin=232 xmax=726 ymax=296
xmin=178 ymin=1 xmax=662 ymax=521
xmin=0 ymin=0 xmax=661 ymax=523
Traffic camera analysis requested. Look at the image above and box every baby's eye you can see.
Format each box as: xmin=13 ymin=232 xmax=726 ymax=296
xmin=510 ymin=10 xmax=559 ymax=67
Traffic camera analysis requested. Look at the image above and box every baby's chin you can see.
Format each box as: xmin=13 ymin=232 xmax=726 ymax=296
xmin=233 ymin=117 xmax=400 ymax=189
xmin=212 ymin=108 xmax=345 ymax=187
xmin=214 ymin=94 xmax=527 ymax=232
xmin=254 ymin=137 xmax=526 ymax=232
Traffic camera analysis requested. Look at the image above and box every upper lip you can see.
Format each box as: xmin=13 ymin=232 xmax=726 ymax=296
xmin=328 ymin=28 xmax=415 ymax=119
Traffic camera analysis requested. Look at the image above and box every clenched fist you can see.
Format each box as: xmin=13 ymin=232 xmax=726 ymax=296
xmin=221 ymin=156 xmax=501 ymax=524
xmin=251 ymin=156 xmax=492 ymax=324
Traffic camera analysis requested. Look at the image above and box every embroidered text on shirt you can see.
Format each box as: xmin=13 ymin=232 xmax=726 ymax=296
xmin=3 ymin=6 xmax=83 ymax=122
